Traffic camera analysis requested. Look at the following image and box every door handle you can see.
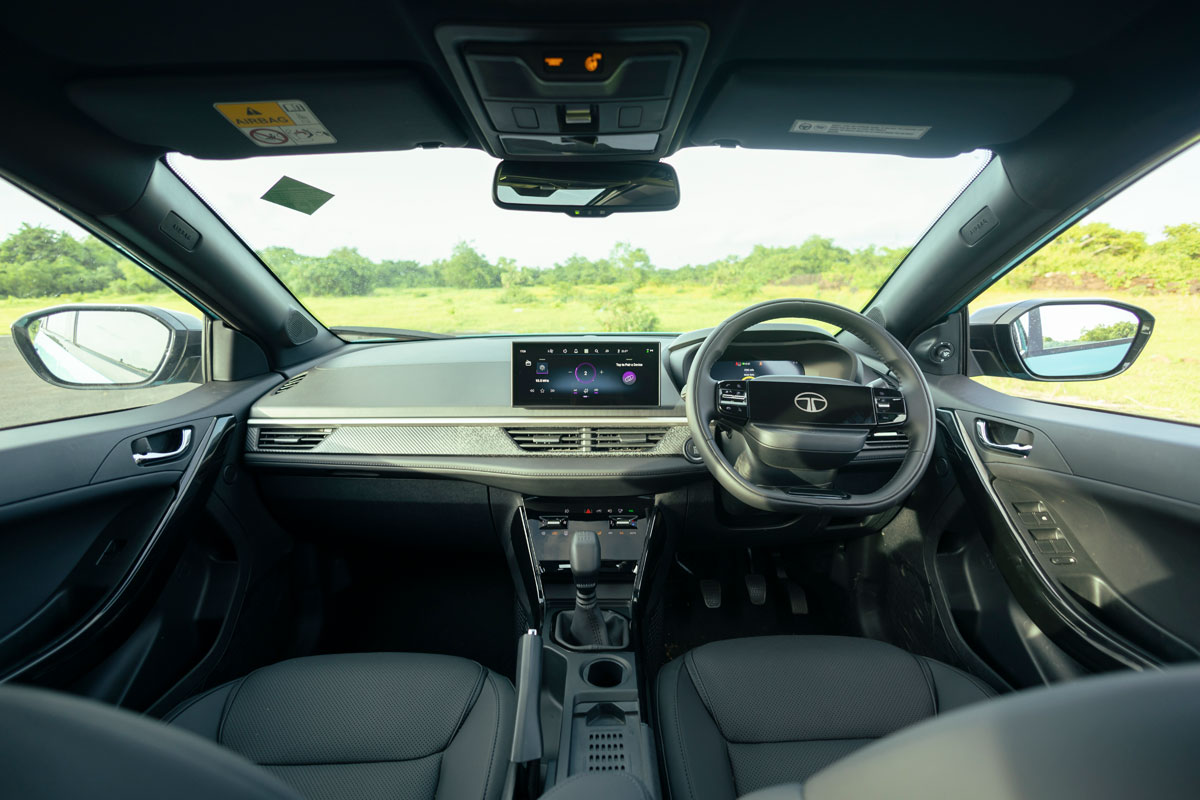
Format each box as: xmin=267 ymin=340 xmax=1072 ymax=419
xmin=131 ymin=428 xmax=193 ymax=465
xmin=975 ymin=419 xmax=1032 ymax=456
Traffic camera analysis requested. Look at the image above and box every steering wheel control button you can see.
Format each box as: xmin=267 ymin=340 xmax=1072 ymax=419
xmin=872 ymin=387 xmax=907 ymax=424
xmin=717 ymin=380 xmax=749 ymax=417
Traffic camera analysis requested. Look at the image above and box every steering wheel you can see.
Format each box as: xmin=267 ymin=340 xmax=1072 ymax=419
xmin=684 ymin=299 xmax=935 ymax=514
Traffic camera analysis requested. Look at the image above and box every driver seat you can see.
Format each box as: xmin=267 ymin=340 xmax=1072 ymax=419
xmin=656 ymin=635 xmax=995 ymax=800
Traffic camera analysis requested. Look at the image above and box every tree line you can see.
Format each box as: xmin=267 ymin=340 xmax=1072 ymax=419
xmin=1 ymin=220 xmax=1198 ymax=301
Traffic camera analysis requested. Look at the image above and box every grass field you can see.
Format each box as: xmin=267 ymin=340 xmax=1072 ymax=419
xmin=3 ymin=284 xmax=1197 ymax=425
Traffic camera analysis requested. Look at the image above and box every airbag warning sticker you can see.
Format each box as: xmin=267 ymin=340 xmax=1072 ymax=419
xmin=789 ymin=119 xmax=929 ymax=140
xmin=214 ymin=100 xmax=337 ymax=148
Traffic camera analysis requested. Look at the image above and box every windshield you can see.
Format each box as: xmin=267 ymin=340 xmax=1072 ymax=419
xmin=169 ymin=148 xmax=990 ymax=336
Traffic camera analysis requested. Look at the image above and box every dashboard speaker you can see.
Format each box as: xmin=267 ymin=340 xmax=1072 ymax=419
xmin=284 ymin=309 xmax=318 ymax=345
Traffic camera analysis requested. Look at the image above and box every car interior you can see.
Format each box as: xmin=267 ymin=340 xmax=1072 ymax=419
xmin=2 ymin=1 xmax=1200 ymax=799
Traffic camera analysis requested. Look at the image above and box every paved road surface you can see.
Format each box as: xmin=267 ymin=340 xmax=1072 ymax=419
xmin=0 ymin=336 xmax=197 ymax=430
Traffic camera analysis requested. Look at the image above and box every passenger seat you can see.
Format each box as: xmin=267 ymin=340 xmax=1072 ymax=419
xmin=166 ymin=653 xmax=514 ymax=800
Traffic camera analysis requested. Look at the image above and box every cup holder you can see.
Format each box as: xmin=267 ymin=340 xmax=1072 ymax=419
xmin=582 ymin=658 xmax=626 ymax=688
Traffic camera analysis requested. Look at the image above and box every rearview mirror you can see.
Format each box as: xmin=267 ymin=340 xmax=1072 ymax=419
xmin=493 ymin=160 xmax=679 ymax=217
xmin=969 ymin=299 xmax=1154 ymax=381
xmin=11 ymin=304 xmax=203 ymax=389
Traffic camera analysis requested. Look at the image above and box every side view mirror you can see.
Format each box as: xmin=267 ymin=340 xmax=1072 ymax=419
xmin=10 ymin=304 xmax=203 ymax=389
xmin=969 ymin=299 xmax=1153 ymax=381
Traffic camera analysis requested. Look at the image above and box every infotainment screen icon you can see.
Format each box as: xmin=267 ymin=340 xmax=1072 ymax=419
xmin=512 ymin=342 xmax=660 ymax=407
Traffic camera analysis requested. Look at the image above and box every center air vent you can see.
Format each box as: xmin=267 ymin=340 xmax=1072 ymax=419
xmin=863 ymin=431 xmax=909 ymax=450
xmin=592 ymin=427 xmax=666 ymax=452
xmin=272 ymin=372 xmax=308 ymax=395
xmin=256 ymin=426 xmax=333 ymax=451
xmin=505 ymin=426 xmax=668 ymax=453
xmin=505 ymin=427 xmax=587 ymax=452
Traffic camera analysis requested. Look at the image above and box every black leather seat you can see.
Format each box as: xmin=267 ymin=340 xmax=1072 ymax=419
xmin=166 ymin=652 xmax=514 ymax=800
xmin=656 ymin=635 xmax=995 ymax=800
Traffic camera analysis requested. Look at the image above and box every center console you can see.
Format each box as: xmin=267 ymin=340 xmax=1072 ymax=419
xmin=506 ymin=340 xmax=667 ymax=792
xmin=511 ymin=493 xmax=660 ymax=792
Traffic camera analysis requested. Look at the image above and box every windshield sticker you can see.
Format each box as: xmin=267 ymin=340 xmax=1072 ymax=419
xmin=213 ymin=100 xmax=337 ymax=148
xmin=260 ymin=176 xmax=334 ymax=215
xmin=789 ymin=119 xmax=930 ymax=140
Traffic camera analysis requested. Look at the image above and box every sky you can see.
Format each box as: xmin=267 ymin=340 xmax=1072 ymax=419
xmin=2 ymin=142 xmax=1199 ymax=270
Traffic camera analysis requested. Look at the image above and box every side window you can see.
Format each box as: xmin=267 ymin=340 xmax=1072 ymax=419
xmin=970 ymin=144 xmax=1200 ymax=424
xmin=0 ymin=177 xmax=206 ymax=430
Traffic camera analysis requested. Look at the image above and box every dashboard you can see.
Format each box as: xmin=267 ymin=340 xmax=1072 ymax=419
xmin=243 ymin=325 xmax=898 ymax=495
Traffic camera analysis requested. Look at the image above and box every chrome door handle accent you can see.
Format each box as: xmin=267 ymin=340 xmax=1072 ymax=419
xmin=132 ymin=428 xmax=193 ymax=465
xmin=975 ymin=419 xmax=1032 ymax=456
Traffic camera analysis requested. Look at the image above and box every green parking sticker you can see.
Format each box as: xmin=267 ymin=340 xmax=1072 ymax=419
xmin=260 ymin=176 xmax=334 ymax=215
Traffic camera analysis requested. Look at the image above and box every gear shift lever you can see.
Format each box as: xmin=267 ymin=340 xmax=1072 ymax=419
xmin=571 ymin=530 xmax=602 ymax=609
xmin=568 ymin=531 xmax=609 ymax=647
xmin=554 ymin=531 xmax=629 ymax=650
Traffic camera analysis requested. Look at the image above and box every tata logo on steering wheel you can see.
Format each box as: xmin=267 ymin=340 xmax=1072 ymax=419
xmin=793 ymin=392 xmax=828 ymax=413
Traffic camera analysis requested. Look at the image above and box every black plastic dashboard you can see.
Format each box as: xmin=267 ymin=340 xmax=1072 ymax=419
xmin=242 ymin=326 xmax=900 ymax=495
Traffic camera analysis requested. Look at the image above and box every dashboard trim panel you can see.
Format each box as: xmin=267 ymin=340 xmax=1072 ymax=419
xmin=247 ymin=422 xmax=691 ymax=458
xmin=247 ymin=416 xmax=687 ymax=426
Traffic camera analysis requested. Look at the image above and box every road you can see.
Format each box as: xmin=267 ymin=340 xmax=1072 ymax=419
xmin=0 ymin=337 xmax=197 ymax=430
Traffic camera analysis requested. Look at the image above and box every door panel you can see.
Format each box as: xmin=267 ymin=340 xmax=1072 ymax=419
xmin=932 ymin=374 xmax=1200 ymax=673
xmin=0 ymin=376 xmax=277 ymax=698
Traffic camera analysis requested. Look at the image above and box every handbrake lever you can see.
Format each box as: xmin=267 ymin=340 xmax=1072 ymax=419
xmin=511 ymin=628 xmax=544 ymax=765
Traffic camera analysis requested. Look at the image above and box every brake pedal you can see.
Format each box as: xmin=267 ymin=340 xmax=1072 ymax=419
xmin=700 ymin=579 xmax=723 ymax=609
xmin=745 ymin=574 xmax=767 ymax=606
xmin=786 ymin=582 xmax=809 ymax=615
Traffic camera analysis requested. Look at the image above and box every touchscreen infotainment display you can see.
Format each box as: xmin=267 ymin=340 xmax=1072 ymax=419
xmin=513 ymin=342 xmax=660 ymax=407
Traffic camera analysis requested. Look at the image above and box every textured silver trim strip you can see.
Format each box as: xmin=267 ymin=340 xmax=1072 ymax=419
xmin=247 ymin=424 xmax=691 ymax=457
xmin=248 ymin=416 xmax=687 ymax=426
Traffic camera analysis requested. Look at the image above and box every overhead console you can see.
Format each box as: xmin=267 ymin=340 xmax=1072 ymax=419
xmin=435 ymin=24 xmax=708 ymax=159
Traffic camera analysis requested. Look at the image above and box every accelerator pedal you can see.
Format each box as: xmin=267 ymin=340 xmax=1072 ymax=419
xmin=786 ymin=582 xmax=809 ymax=615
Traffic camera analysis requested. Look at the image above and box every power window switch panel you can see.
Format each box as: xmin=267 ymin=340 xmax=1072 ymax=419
xmin=1029 ymin=527 xmax=1063 ymax=541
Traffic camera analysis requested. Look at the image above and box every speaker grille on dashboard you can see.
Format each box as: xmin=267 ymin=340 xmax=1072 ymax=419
xmin=284 ymin=309 xmax=318 ymax=345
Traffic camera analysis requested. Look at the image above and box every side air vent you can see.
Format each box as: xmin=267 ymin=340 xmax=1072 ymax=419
xmin=272 ymin=372 xmax=308 ymax=395
xmin=505 ymin=427 xmax=587 ymax=452
xmin=863 ymin=430 xmax=910 ymax=450
xmin=256 ymin=426 xmax=334 ymax=451
xmin=505 ymin=426 xmax=669 ymax=453
xmin=592 ymin=427 xmax=667 ymax=452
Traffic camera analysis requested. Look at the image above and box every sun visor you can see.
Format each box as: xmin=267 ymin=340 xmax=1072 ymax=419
xmin=691 ymin=69 xmax=1072 ymax=156
xmin=68 ymin=71 xmax=468 ymax=158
